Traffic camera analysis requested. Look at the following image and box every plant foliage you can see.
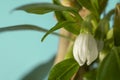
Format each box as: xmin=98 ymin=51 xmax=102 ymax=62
xmin=0 ymin=0 xmax=120 ymax=80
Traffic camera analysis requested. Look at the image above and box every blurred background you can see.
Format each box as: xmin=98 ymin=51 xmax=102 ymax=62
xmin=0 ymin=0 xmax=119 ymax=80
xmin=0 ymin=0 xmax=58 ymax=80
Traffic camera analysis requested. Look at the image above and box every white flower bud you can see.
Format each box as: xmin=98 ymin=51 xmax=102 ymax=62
xmin=73 ymin=33 xmax=98 ymax=66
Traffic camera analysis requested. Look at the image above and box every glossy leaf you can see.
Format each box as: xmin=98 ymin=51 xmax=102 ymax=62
xmin=14 ymin=3 xmax=77 ymax=14
xmin=97 ymin=47 xmax=120 ymax=80
xmin=113 ymin=4 xmax=120 ymax=46
xmin=41 ymin=21 xmax=76 ymax=41
xmin=48 ymin=58 xmax=79 ymax=80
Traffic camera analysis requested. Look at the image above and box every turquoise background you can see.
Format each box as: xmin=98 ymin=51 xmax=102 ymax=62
xmin=0 ymin=0 xmax=58 ymax=80
xmin=0 ymin=0 xmax=119 ymax=80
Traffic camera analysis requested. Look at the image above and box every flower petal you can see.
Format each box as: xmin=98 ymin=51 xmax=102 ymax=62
xmin=73 ymin=33 xmax=98 ymax=66
xmin=73 ymin=33 xmax=86 ymax=66
xmin=86 ymin=34 xmax=98 ymax=65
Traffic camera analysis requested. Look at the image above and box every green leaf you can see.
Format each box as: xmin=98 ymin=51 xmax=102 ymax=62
xmin=80 ymin=15 xmax=95 ymax=33
xmin=63 ymin=12 xmax=81 ymax=35
xmin=0 ymin=24 xmax=68 ymax=38
xmin=113 ymin=4 xmax=120 ymax=46
xmin=95 ymin=9 xmax=114 ymax=39
xmin=90 ymin=0 xmax=99 ymax=12
xmin=0 ymin=24 xmax=48 ymax=32
xmin=77 ymin=0 xmax=93 ymax=12
xmin=95 ymin=9 xmax=114 ymax=49
xmin=54 ymin=11 xmax=66 ymax=21
xmin=14 ymin=3 xmax=77 ymax=14
xmin=54 ymin=11 xmax=81 ymax=35
xmin=97 ymin=47 xmax=120 ymax=80
xmin=70 ymin=0 xmax=82 ymax=9
xmin=48 ymin=58 xmax=79 ymax=80
xmin=41 ymin=21 xmax=75 ymax=41
xmin=77 ymin=0 xmax=99 ymax=18
xmin=103 ymin=29 xmax=114 ymax=51
xmin=95 ymin=19 xmax=109 ymax=51
xmin=95 ymin=19 xmax=109 ymax=40
xmin=106 ymin=29 xmax=113 ymax=40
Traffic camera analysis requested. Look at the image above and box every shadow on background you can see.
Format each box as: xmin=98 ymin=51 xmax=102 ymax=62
xmin=21 ymin=55 xmax=55 ymax=80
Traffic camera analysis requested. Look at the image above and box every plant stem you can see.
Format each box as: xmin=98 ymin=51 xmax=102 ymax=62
xmin=73 ymin=65 xmax=89 ymax=80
